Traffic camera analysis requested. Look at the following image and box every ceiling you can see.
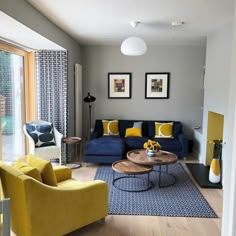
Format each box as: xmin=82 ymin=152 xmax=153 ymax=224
xmin=0 ymin=11 xmax=65 ymax=50
xmin=27 ymin=0 xmax=234 ymax=46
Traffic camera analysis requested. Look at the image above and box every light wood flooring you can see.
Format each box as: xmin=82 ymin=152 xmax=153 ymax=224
xmin=9 ymin=158 xmax=223 ymax=236
xmin=66 ymin=159 xmax=223 ymax=236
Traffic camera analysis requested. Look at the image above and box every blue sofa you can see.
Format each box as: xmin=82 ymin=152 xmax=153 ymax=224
xmin=83 ymin=119 xmax=189 ymax=164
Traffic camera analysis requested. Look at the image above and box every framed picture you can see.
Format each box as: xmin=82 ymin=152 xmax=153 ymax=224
xmin=108 ymin=73 xmax=132 ymax=99
xmin=145 ymin=73 xmax=170 ymax=99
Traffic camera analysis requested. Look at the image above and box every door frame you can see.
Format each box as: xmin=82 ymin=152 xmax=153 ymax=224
xmin=0 ymin=42 xmax=36 ymax=160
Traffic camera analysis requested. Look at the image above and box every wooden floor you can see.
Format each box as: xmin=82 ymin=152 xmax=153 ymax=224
xmin=65 ymin=159 xmax=223 ymax=236
xmin=9 ymin=158 xmax=223 ymax=236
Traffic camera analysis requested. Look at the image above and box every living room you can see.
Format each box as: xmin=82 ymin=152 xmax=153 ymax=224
xmin=0 ymin=0 xmax=236 ymax=236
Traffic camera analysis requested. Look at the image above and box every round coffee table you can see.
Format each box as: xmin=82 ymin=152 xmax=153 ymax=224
xmin=127 ymin=149 xmax=178 ymax=188
xmin=112 ymin=160 xmax=153 ymax=192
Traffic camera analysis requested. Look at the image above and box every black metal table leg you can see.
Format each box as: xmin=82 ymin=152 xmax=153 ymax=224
xmin=112 ymin=172 xmax=153 ymax=192
xmin=154 ymin=164 xmax=177 ymax=188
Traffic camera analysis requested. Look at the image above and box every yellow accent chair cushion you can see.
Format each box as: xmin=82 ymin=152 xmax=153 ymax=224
xmin=0 ymin=158 xmax=108 ymax=236
xmin=102 ymin=119 xmax=119 ymax=136
xmin=155 ymin=122 xmax=174 ymax=138
xmin=53 ymin=166 xmax=72 ymax=182
xmin=125 ymin=127 xmax=142 ymax=137
xmin=12 ymin=159 xmax=42 ymax=182
xmin=27 ymin=154 xmax=57 ymax=186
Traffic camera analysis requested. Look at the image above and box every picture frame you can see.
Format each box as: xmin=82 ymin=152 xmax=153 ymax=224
xmin=108 ymin=73 xmax=132 ymax=99
xmin=145 ymin=72 xmax=170 ymax=99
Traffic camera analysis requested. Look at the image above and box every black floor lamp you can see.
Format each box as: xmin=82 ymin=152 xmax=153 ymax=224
xmin=83 ymin=92 xmax=96 ymax=139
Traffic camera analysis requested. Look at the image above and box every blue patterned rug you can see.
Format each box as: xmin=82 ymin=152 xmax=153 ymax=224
xmin=94 ymin=163 xmax=217 ymax=218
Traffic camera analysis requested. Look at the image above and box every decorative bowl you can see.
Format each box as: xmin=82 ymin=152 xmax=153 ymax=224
xmin=146 ymin=149 xmax=158 ymax=157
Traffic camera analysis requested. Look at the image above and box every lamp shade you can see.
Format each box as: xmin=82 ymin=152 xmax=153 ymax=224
xmin=121 ymin=37 xmax=147 ymax=56
xmin=83 ymin=92 xmax=96 ymax=103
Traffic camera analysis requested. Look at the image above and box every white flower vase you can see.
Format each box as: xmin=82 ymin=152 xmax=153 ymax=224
xmin=209 ymin=158 xmax=221 ymax=184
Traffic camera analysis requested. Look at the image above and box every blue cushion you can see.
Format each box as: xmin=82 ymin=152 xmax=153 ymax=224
xmin=26 ymin=123 xmax=56 ymax=147
xmin=119 ymin=120 xmax=133 ymax=137
xmin=84 ymin=136 xmax=125 ymax=156
xmin=173 ymin=122 xmax=182 ymax=137
xmin=125 ymin=136 xmax=149 ymax=151
xmin=154 ymin=138 xmax=182 ymax=152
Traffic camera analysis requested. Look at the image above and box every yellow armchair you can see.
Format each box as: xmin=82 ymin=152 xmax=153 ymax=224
xmin=0 ymin=161 xmax=108 ymax=236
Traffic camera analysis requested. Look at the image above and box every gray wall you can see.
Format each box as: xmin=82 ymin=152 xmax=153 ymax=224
xmin=0 ymin=0 xmax=81 ymax=136
xmin=81 ymin=45 xmax=206 ymax=137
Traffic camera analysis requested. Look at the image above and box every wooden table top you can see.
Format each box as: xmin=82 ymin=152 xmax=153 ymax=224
xmin=62 ymin=137 xmax=82 ymax=144
xmin=112 ymin=160 xmax=152 ymax=175
xmin=127 ymin=149 xmax=178 ymax=166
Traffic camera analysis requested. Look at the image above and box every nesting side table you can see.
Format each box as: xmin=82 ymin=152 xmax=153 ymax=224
xmin=62 ymin=137 xmax=82 ymax=169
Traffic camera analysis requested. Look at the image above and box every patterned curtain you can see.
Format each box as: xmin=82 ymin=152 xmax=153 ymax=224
xmin=35 ymin=50 xmax=68 ymax=161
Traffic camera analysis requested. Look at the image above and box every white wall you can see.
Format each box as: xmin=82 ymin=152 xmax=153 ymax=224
xmin=222 ymin=1 xmax=236 ymax=234
xmin=81 ymin=45 xmax=206 ymax=139
xmin=201 ymin=22 xmax=233 ymax=165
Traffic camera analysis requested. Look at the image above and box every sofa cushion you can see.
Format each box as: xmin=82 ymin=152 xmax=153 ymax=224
xmin=102 ymin=120 xmax=119 ymax=136
xmin=125 ymin=137 xmax=149 ymax=151
xmin=27 ymin=155 xmax=57 ymax=186
xmin=119 ymin=120 xmax=148 ymax=137
xmin=133 ymin=121 xmax=143 ymax=129
xmin=155 ymin=122 xmax=174 ymax=138
xmin=173 ymin=122 xmax=182 ymax=137
xmin=154 ymin=138 xmax=182 ymax=152
xmin=84 ymin=136 xmax=125 ymax=156
xmin=148 ymin=121 xmax=182 ymax=138
xmin=25 ymin=123 xmax=56 ymax=147
xmin=12 ymin=159 xmax=42 ymax=182
xmin=125 ymin=127 xmax=142 ymax=137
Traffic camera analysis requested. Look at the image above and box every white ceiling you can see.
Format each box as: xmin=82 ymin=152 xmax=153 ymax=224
xmin=0 ymin=11 xmax=65 ymax=50
xmin=27 ymin=0 xmax=235 ymax=46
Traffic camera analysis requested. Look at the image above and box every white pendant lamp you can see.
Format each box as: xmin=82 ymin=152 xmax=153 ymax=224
xmin=121 ymin=21 xmax=147 ymax=56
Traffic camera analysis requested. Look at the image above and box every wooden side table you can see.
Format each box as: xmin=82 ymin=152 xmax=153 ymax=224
xmin=62 ymin=137 xmax=82 ymax=169
xmin=112 ymin=160 xmax=153 ymax=192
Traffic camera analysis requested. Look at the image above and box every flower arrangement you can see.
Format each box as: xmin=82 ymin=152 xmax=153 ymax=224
xmin=143 ymin=139 xmax=161 ymax=151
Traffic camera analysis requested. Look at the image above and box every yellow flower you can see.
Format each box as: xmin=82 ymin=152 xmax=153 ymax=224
xmin=143 ymin=140 xmax=161 ymax=151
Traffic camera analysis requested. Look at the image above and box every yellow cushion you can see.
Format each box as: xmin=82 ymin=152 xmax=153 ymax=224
xmin=12 ymin=160 xmax=42 ymax=182
xmin=125 ymin=127 xmax=142 ymax=137
xmin=27 ymin=155 xmax=57 ymax=186
xmin=155 ymin=122 xmax=174 ymax=138
xmin=53 ymin=166 xmax=72 ymax=183
xmin=102 ymin=120 xmax=119 ymax=136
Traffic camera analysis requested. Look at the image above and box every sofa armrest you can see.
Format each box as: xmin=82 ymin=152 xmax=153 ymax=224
xmin=53 ymin=128 xmax=63 ymax=147
xmin=53 ymin=166 xmax=72 ymax=182
xmin=177 ymin=133 xmax=189 ymax=157
xmin=23 ymin=125 xmax=36 ymax=154
xmin=23 ymin=178 xmax=108 ymax=235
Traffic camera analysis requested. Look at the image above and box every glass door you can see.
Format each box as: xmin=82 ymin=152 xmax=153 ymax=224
xmin=0 ymin=47 xmax=26 ymax=163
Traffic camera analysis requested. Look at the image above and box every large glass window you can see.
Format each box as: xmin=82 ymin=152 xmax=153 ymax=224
xmin=0 ymin=43 xmax=36 ymax=163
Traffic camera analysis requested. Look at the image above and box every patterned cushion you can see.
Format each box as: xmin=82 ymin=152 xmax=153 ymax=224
xmin=155 ymin=122 xmax=174 ymax=138
xmin=26 ymin=123 xmax=56 ymax=147
xmin=102 ymin=120 xmax=119 ymax=136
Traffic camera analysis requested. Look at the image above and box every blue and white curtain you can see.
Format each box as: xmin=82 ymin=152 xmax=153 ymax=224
xmin=35 ymin=50 xmax=68 ymax=161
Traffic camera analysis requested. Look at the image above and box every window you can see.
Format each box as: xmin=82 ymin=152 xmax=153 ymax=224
xmin=0 ymin=42 xmax=36 ymax=162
